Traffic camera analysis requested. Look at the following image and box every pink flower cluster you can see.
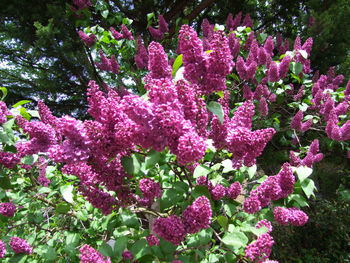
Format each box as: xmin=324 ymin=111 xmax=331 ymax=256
xmin=245 ymin=233 xmax=274 ymax=262
xmin=274 ymin=207 xmax=308 ymax=226
xmin=0 ymin=202 xmax=16 ymax=217
xmin=255 ymin=219 xmax=273 ymax=233
xmin=182 ymin=196 xmax=212 ymax=233
xmin=148 ymin=15 xmax=169 ymax=40
xmin=73 ymin=0 xmax=91 ymax=9
xmin=138 ymin=178 xmax=162 ymax=206
xmin=178 ymin=25 xmax=233 ymax=94
xmin=146 ymin=234 xmax=160 ymax=246
xmin=95 ymin=52 xmax=120 ymax=74
xmin=153 ymin=196 xmax=212 ymax=245
xmin=196 ymin=176 xmax=242 ymax=201
xmin=9 ymin=237 xmax=33 ymax=255
xmin=79 ymin=244 xmax=111 ymax=263
xmin=122 ymin=250 xmax=133 ymax=260
xmin=0 ymin=101 xmax=10 ymax=125
xmin=110 ymin=25 xmax=134 ymax=41
xmin=134 ymin=36 xmax=148 ymax=69
xmin=210 ymin=101 xmax=275 ymax=168
xmin=244 ymin=163 xmax=295 ymax=214
xmin=289 ymin=139 xmax=323 ymax=167
xmin=0 ymin=240 xmax=6 ymax=258
xmin=291 ymin=110 xmax=312 ymax=132
xmin=78 ymin=31 xmax=96 ymax=47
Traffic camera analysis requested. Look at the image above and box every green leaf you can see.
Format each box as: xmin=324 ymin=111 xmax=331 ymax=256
xmin=288 ymin=194 xmax=309 ymax=207
xmin=0 ymin=172 xmax=13 ymax=189
xmin=222 ymin=159 xmax=234 ymax=173
xmin=99 ymin=243 xmax=114 ymax=258
xmin=290 ymin=62 xmax=303 ymax=75
xmin=161 ymin=189 xmax=179 ymax=210
xmin=130 ymin=239 xmax=151 ymax=259
xmin=43 ymin=246 xmax=58 ymax=262
xmin=0 ymin=87 xmax=7 ymax=100
xmin=120 ymin=211 xmax=139 ymax=228
xmin=65 ymin=232 xmax=80 ymax=246
xmin=224 ymin=203 xmax=236 ymax=217
xmin=301 ymin=178 xmax=316 ymax=198
xmin=207 ymin=101 xmax=224 ymax=124
xmin=121 ymin=154 xmax=141 ymax=175
xmin=295 ymin=166 xmax=313 ymax=182
xmin=222 ymin=231 xmax=248 ymax=249
xmin=191 ymin=185 xmax=211 ymax=200
xmin=247 ymin=165 xmax=257 ymax=179
xmin=60 ymin=184 xmax=74 ymax=204
xmin=173 ymin=181 xmax=189 ymax=193
xmin=217 ymin=215 xmax=228 ymax=228
xmin=12 ymin=100 xmax=31 ymax=108
xmin=114 ymin=236 xmax=128 ymax=256
xmin=172 ymin=54 xmax=183 ymax=77
xmin=55 ymin=202 xmax=70 ymax=214
xmin=10 ymin=254 xmax=27 ymax=263
xmin=145 ymin=150 xmax=162 ymax=169
xmin=21 ymin=155 xmax=38 ymax=165
xmin=101 ymin=9 xmax=109 ymax=18
xmin=193 ymin=164 xmax=211 ymax=179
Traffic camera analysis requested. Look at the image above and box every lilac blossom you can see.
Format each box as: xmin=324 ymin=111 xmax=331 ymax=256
xmin=146 ymin=234 xmax=160 ymax=246
xmin=78 ymin=31 xmax=96 ymax=47
xmin=10 ymin=237 xmax=33 ymax=255
xmin=79 ymin=244 xmax=111 ymax=263
xmin=153 ymin=215 xmax=186 ymax=245
xmin=245 ymin=233 xmax=274 ymax=262
xmin=0 ymin=202 xmax=16 ymax=217
xmin=0 ymin=240 xmax=5 ymax=258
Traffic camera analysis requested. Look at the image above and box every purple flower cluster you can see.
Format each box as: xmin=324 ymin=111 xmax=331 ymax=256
xmin=122 ymin=250 xmax=133 ymax=260
xmin=9 ymin=237 xmax=33 ymax=255
xmin=178 ymin=25 xmax=233 ymax=94
xmin=0 ymin=240 xmax=5 ymax=258
xmin=146 ymin=234 xmax=160 ymax=246
xmin=0 ymin=152 xmax=20 ymax=168
xmin=73 ymin=0 xmax=91 ymax=9
xmin=95 ymin=52 xmax=120 ymax=74
xmin=153 ymin=215 xmax=186 ymax=245
xmin=138 ymin=178 xmax=162 ymax=206
xmin=244 ymin=163 xmax=295 ymax=214
xmin=289 ymin=139 xmax=323 ymax=167
xmin=79 ymin=244 xmax=111 ymax=263
xmin=78 ymin=31 xmax=96 ymax=47
xmin=148 ymin=15 xmax=169 ymax=40
xmin=0 ymin=101 xmax=10 ymax=125
xmin=274 ymin=207 xmax=308 ymax=226
xmin=134 ymin=36 xmax=148 ymax=69
xmin=227 ymin=182 xmax=242 ymax=199
xmin=291 ymin=110 xmax=312 ymax=132
xmin=153 ymin=196 xmax=212 ymax=245
xmin=0 ymin=202 xmax=16 ymax=217
xmin=245 ymin=233 xmax=274 ymax=262
xmin=182 ymin=196 xmax=212 ymax=233
xmin=255 ymin=219 xmax=273 ymax=233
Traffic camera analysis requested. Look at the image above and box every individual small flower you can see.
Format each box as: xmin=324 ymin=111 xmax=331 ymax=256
xmin=182 ymin=196 xmax=212 ymax=234
xmin=153 ymin=215 xmax=186 ymax=245
xmin=0 ymin=240 xmax=6 ymax=258
xmin=0 ymin=202 xmax=16 ymax=217
xmin=79 ymin=244 xmax=111 ymax=263
xmin=245 ymin=233 xmax=274 ymax=262
xmin=122 ymin=250 xmax=133 ymax=260
xmin=210 ymin=184 xmax=227 ymax=200
xmin=146 ymin=234 xmax=160 ymax=246
xmin=227 ymin=182 xmax=242 ymax=199
xmin=10 ymin=237 xmax=33 ymax=255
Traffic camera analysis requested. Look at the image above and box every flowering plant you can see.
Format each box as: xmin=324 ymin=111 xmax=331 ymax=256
xmin=0 ymin=2 xmax=349 ymax=263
